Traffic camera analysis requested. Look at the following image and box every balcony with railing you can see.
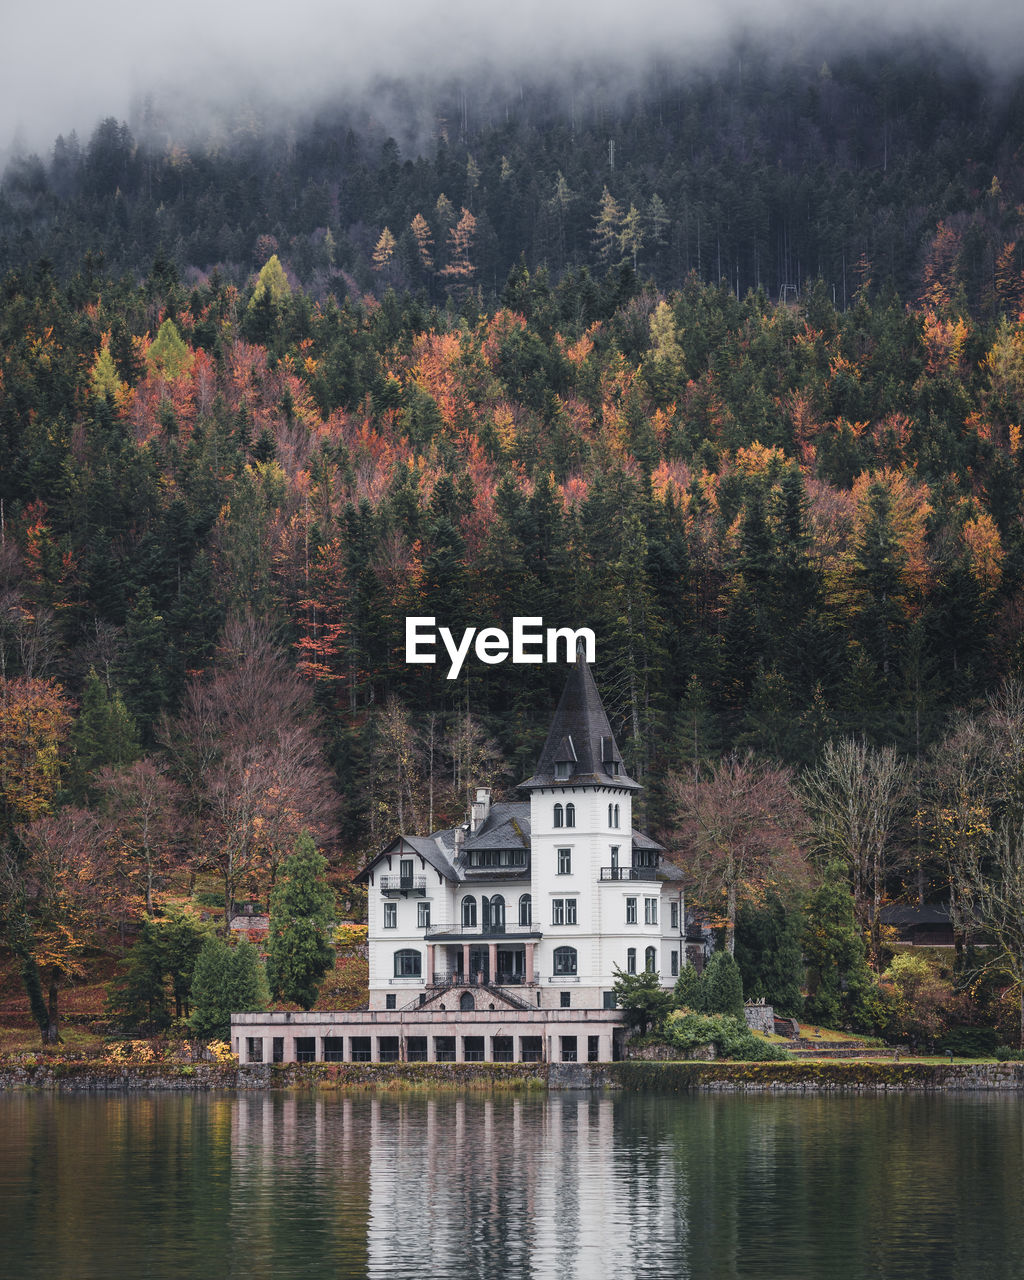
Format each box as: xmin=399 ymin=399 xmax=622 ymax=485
xmin=424 ymin=922 xmax=543 ymax=941
xmin=599 ymin=865 xmax=659 ymax=882
xmin=379 ymin=873 xmax=427 ymax=897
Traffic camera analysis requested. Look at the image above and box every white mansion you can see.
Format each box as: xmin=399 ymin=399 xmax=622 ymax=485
xmin=232 ymin=657 xmax=693 ymax=1066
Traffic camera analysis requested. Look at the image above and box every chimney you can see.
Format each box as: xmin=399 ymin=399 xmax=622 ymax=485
xmin=455 ymin=825 xmax=467 ymax=857
xmin=471 ymin=787 xmax=491 ymax=832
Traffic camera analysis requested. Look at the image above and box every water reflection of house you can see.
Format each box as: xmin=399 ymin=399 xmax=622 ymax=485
xmin=233 ymin=656 xmax=696 ymax=1065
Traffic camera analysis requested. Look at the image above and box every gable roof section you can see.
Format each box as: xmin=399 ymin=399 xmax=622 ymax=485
xmin=354 ymin=833 xmax=460 ymax=884
xmin=519 ymin=656 xmax=640 ymax=791
xmin=631 ymin=827 xmax=665 ymax=852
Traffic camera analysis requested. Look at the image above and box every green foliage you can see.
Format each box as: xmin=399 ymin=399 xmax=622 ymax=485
xmin=802 ymin=864 xmax=876 ymax=1031
xmin=147 ymin=318 xmax=192 ymax=378
xmin=735 ymin=894 xmax=805 ymax=1016
xmin=189 ymin=936 xmax=269 ymax=1041
xmin=611 ymin=966 xmax=675 ymax=1036
xmin=90 ymin=340 xmax=126 ymax=402
xmin=249 ymin=255 xmax=291 ymax=309
xmin=116 ymin=589 xmax=169 ymax=736
xmin=673 ymin=962 xmax=702 ymax=1009
xmin=66 ymin=668 xmax=139 ymax=803
xmin=267 ymin=830 xmax=336 ymax=1010
xmin=700 ymin=951 xmax=746 ymax=1020
xmin=665 ymin=1010 xmax=791 ymax=1061
xmin=106 ymin=910 xmax=212 ymax=1031
xmin=937 ymin=1026 xmax=1003 ymax=1058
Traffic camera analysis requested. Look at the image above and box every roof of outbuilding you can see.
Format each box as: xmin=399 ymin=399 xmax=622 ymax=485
xmin=879 ymin=904 xmax=952 ymax=926
xmin=519 ymin=656 xmax=640 ymax=791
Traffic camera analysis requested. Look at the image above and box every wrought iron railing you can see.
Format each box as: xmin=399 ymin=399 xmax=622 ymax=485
xmin=599 ymin=866 xmax=658 ymax=881
xmin=379 ymin=873 xmax=427 ymax=893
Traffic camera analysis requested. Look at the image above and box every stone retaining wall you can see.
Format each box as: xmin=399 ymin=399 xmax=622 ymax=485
xmin=3 ymin=1059 xmax=1024 ymax=1093
xmin=743 ymin=1003 xmax=775 ymax=1035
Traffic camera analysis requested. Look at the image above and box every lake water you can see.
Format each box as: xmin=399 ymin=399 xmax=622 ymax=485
xmin=2 ymin=1089 xmax=1023 ymax=1279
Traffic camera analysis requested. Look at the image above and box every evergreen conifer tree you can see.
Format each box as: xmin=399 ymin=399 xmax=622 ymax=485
xmin=67 ymin=668 xmax=139 ymax=802
xmin=700 ymin=950 xmax=745 ymax=1020
xmin=190 ymin=936 xmax=268 ymax=1041
xmin=802 ymin=865 xmax=874 ymax=1028
xmin=267 ymin=831 xmax=336 ymax=1011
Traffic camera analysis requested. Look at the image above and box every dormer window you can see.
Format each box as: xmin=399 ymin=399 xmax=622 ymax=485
xmin=553 ymin=735 xmax=576 ymax=780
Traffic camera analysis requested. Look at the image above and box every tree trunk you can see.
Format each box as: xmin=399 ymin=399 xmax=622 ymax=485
xmin=46 ymin=976 xmax=61 ymax=1045
xmin=871 ymin=849 xmax=882 ymax=971
xmin=19 ymin=948 xmax=51 ymax=1046
xmin=727 ymin=854 xmax=737 ymax=955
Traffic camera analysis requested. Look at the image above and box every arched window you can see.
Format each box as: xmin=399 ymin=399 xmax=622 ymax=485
xmin=645 ymin=946 xmax=657 ymax=973
xmin=553 ymin=946 xmax=578 ymax=976
xmin=553 ymin=803 xmax=564 ymax=828
xmin=488 ymin=894 xmax=506 ymax=930
xmin=614 ymin=804 xmax=621 ymax=828
xmin=394 ymin=949 xmax=422 ymax=977
xmin=626 ymin=947 xmax=637 ymax=974
xmin=519 ymin=894 xmax=532 ymax=926
xmin=462 ymin=896 xmax=477 ymax=927
xmin=565 ymin=802 xmax=576 ymax=828
xmin=459 ymin=991 xmax=475 ymax=1011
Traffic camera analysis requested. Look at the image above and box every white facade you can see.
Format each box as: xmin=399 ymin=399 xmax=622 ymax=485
xmin=232 ymin=659 xmax=691 ymax=1066
xmin=361 ymin=658 xmax=688 ymax=1014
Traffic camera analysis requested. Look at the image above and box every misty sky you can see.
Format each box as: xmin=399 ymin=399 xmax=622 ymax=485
xmin=4 ymin=0 xmax=1024 ymax=152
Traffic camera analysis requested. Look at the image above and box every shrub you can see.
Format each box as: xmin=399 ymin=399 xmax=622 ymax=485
xmin=937 ymin=1026 xmax=1002 ymax=1058
xmin=612 ymin=967 xmax=675 ymax=1035
xmin=665 ymin=1010 xmax=791 ymax=1061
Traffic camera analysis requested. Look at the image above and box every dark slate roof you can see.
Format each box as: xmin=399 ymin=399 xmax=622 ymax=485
xmin=632 ymin=827 xmax=664 ymax=852
xmin=354 ymin=833 xmax=460 ymax=884
xmin=463 ymin=801 xmax=531 ymax=850
xmin=880 ymin=904 xmax=952 ymax=926
xmin=519 ymin=656 xmax=640 ymax=791
xmin=657 ymin=858 xmax=686 ymax=883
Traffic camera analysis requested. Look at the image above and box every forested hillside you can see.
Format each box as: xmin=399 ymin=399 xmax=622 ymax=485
xmin=5 ymin=41 xmax=1024 ymax=1044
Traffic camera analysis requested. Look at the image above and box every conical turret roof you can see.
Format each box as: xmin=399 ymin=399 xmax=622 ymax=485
xmin=519 ymin=656 xmax=640 ymax=790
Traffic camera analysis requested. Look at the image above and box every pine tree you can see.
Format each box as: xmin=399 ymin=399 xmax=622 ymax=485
xmin=802 ymin=865 xmax=874 ymax=1028
xmin=701 ymin=950 xmax=745 ymax=1019
xmin=267 ymin=831 xmax=336 ymax=1011
xmin=372 ymin=228 xmax=397 ymax=273
xmin=147 ymin=318 xmax=192 ymax=379
xmin=90 ymin=336 xmax=127 ymax=404
xmin=249 ymin=253 xmax=291 ymax=308
xmin=116 ymin=589 xmax=169 ymax=739
xmin=592 ymin=187 xmax=624 ymax=267
xmin=734 ymin=893 xmax=805 ymax=1015
xmin=189 ymin=935 xmax=268 ymax=1041
xmin=67 ymin=668 xmax=139 ymax=803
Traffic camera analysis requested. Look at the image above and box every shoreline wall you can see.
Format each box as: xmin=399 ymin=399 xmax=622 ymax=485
xmin=5 ymin=1059 xmax=1024 ymax=1092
